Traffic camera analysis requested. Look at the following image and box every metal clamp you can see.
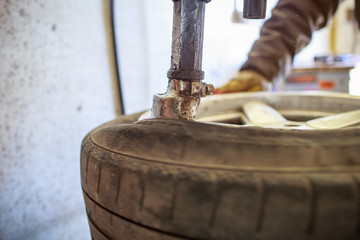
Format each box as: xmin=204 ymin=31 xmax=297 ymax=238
xmin=152 ymin=0 xmax=213 ymax=120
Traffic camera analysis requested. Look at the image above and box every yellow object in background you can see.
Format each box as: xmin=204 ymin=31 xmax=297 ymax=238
xmin=215 ymin=70 xmax=271 ymax=93
xmin=329 ymin=13 xmax=338 ymax=54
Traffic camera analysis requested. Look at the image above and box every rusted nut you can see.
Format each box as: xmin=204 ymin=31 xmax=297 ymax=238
xmin=190 ymin=81 xmax=201 ymax=96
xmin=201 ymin=83 xmax=215 ymax=97
xmin=206 ymin=84 xmax=215 ymax=95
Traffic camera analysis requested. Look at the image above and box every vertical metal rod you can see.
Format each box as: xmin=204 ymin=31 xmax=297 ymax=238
xmin=104 ymin=0 xmax=125 ymax=116
xmin=152 ymin=0 xmax=213 ymax=120
xmin=168 ymin=0 xmax=208 ymax=81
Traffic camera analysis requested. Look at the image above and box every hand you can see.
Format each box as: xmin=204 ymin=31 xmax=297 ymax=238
xmin=215 ymin=70 xmax=272 ymax=93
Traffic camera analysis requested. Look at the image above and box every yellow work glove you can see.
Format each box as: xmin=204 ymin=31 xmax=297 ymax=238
xmin=215 ymin=70 xmax=272 ymax=94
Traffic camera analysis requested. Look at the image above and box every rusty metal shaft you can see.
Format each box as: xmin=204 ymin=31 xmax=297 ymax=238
xmin=152 ymin=0 xmax=213 ymax=120
xmin=167 ymin=0 xmax=209 ymax=81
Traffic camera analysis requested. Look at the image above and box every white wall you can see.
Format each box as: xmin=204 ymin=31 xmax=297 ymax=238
xmin=114 ymin=0 xmax=172 ymax=114
xmin=0 ymin=0 xmax=116 ymax=239
xmin=333 ymin=0 xmax=360 ymax=54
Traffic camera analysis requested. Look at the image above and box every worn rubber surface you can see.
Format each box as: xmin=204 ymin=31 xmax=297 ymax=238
xmin=81 ymin=112 xmax=360 ymax=240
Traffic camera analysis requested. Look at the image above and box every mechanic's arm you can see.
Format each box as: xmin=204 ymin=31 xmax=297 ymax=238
xmin=216 ymin=0 xmax=340 ymax=93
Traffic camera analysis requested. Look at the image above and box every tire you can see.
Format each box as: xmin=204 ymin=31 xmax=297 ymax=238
xmin=81 ymin=92 xmax=360 ymax=240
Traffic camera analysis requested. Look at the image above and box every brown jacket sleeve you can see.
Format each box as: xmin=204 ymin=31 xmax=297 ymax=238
xmin=240 ymin=0 xmax=340 ymax=83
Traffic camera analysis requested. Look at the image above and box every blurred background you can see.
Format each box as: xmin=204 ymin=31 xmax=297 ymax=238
xmin=0 ymin=0 xmax=359 ymax=239
xmin=118 ymin=0 xmax=360 ymax=114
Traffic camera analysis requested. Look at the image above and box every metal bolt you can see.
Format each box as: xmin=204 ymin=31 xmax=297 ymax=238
xmin=201 ymin=83 xmax=214 ymax=97
xmin=206 ymin=84 xmax=215 ymax=95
